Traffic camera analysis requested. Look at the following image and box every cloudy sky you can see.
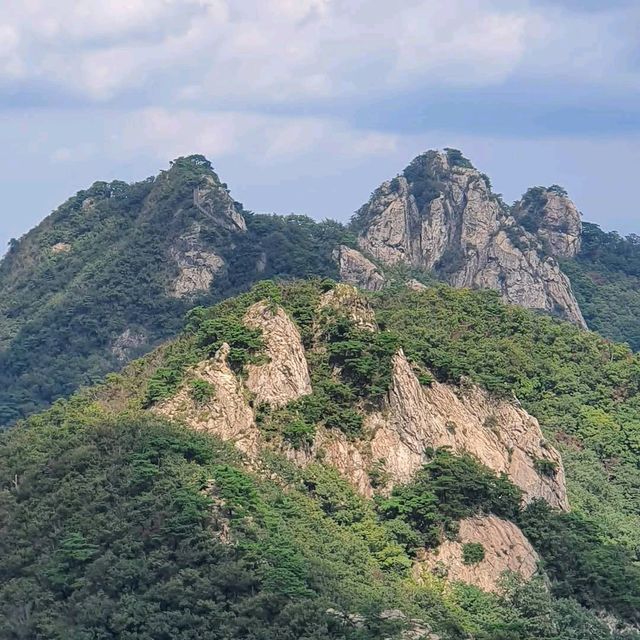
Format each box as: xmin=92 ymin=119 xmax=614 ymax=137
xmin=2 ymin=0 xmax=640 ymax=251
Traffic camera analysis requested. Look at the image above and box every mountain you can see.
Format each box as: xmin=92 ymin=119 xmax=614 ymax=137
xmin=0 ymin=156 xmax=349 ymax=426
xmin=2 ymin=279 xmax=639 ymax=639
xmin=2 ymin=148 xmax=640 ymax=428
xmin=351 ymin=149 xmax=585 ymax=326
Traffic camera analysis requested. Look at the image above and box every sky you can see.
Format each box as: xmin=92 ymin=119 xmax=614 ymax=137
xmin=2 ymin=0 xmax=640 ymax=253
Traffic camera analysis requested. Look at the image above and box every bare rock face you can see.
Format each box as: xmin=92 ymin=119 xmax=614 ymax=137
xmin=193 ymin=174 xmax=247 ymax=232
xmin=154 ymin=343 xmax=260 ymax=456
xmin=333 ymin=245 xmax=386 ymax=291
xmin=319 ymin=284 xmax=378 ymax=331
xmin=355 ymin=150 xmax=585 ymax=327
xmin=111 ymin=328 xmax=147 ymax=362
xmin=414 ymin=515 xmax=539 ymax=593
xmin=303 ymin=427 xmax=374 ymax=497
xmin=51 ymin=242 xmax=71 ymax=254
xmin=169 ymin=245 xmax=224 ymax=298
xmin=168 ymin=224 xmax=225 ymax=298
xmin=244 ymin=301 xmax=312 ymax=407
xmin=513 ymin=186 xmax=582 ymax=259
xmin=406 ymin=279 xmax=428 ymax=291
xmin=368 ymin=351 xmax=568 ymax=509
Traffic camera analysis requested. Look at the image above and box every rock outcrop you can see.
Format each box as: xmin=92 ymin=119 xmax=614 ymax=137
xmin=193 ymin=174 xmax=247 ymax=232
xmin=168 ymin=224 xmax=225 ymax=298
xmin=319 ymin=284 xmax=378 ymax=331
xmin=154 ymin=298 xmax=567 ymax=511
xmin=154 ymin=343 xmax=260 ymax=456
xmin=244 ymin=301 xmax=313 ymax=407
xmin=333 ymin=245 xmax=386 ymax=291
xmin=354 ymin=150 xmax=586 ymax=327
xmin=513 ymin=186 xmax=582 ymax=258
xmin=368 ymin=351 xmax=568 ymax=509
xmin=169 ymin=244 xmax=224 ymax=298
xmin=111 ymin=328 xmax=147 ymax=362
xmin=406 ymin=279 xmax=428 ymax=291
xmin=414 ymin=515 xmax=539 ymax=593
xmin=51 ymin=242 xmax=71 ymax=254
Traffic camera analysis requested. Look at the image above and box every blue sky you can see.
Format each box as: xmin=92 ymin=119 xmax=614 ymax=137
xmin=2 ymin=0 xmax=640 ymax=253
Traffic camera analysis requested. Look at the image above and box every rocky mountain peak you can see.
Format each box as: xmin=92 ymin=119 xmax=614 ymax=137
xmin=145 ymin=155 xmax=246 ymax=232
xmin=352 ymin=149 xmax=586 ymax=327
xmin=513 ymin=185 xmax=582 ymax=258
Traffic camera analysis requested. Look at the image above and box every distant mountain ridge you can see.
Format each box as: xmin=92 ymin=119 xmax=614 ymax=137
xmin=3 ymin=149 xmax=640 ymax=425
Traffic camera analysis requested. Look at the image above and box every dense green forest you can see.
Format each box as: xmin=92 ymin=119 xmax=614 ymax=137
xmin=3 ymin=279 xmax=639 ymax=638
xmin=0 ymin=157 xmax=350 ymax=427
xmin=1 ymin=406 xmax=635 ymax=639
xmin=563 ymin=222 xmax=640 ymax=350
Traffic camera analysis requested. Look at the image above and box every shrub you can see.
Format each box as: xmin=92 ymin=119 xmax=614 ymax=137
xmin=533 ymin=458 xmax=558 ymax=478
xmin=189 ymin=379 xmax=215 ymax=404
xmin=462 ymin=542 xmax=485 ymax=565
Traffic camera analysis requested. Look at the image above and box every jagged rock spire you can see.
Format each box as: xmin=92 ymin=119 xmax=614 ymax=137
xmin=352 ymin=149 xmax=586 ymax=327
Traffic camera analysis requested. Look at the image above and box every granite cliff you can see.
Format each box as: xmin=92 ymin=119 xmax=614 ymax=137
xmin=154 ymin=286 xmax=569 ymax=591
xmin=352 ymin=149 xmax=586 ymax=326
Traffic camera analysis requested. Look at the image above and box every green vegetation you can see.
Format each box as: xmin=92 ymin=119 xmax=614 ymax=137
xmin=1 ymin=405 xmax=634 ymax=639
xmin=371 ymin=284 xmax=640 ymax=554
xmin=0 ymin=160 xmax=352 ymax=427
xmin=519 ymin=499 xmax=640 ymax=624
xmin=377 ymin=451 xmax=522 ymax=552
xmin=257 ymin=281 xmax=400 ymax=444
xmin=1 ymin=279 xmax=640 ymax=637
xmin=563 ymin=221 xmax=640 ymax=350
xmin=402 ymin=151 xmax=447 ymax=212
xmin=189 ymin=378 xmax=215 ymax=404
xmin=377 ymin=450 xmax=640 ymax=624
xmin=533 ymin=457 xmax=559 ymax=478
xmin=462 ymin=543 xmax=485 ymax=565
xmin=444 ymin=148 xmax=474 ymax=169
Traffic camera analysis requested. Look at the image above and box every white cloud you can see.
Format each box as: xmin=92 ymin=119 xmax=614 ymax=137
xmin=3 ymin=0 xmax=634 ymax=105
xmin=118 ymin=107 xmax=399 ymax=162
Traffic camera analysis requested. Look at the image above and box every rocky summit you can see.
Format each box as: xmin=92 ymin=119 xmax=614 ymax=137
xmin=352 ymin=149 xmax=586 ymax=326
xmin=5 ymin=148 xmax=640 ymax=429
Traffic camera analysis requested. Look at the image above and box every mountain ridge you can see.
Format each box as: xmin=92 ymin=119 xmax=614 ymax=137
xmin=3 ymin=278 xmax=640 ymax=638
xmin=3 ymin=148 xmax=640 ymax=427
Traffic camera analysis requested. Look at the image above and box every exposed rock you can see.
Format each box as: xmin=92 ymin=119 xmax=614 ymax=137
xmin=514 ymin=187 xmax=582 ymax=258
xmin=244 ymin=301 xmax=312 ymax=407
xmin=193 ymin=174 xmax=246 ymax=232
xmin=305 ymin=427 xmax=374 ymax=497
xmin=111 ymin=328 xmax=147 ymax=362
xmin=168 ymin=225 xmax=224 ymax=298
xmin=368 ymin=351 xmax=568 ymax=509
xmin=255 ymin=251 xmax=267 ymax=273
xmin=319 ymin=284 xmax=378 ymax=332
xmin=414 ymin=515 xmax=539 ymax=593
xmin=355 ymin=150 xmax=586 ymax=327
xmin=327 ymin=608 xmax=436 ymax=639
xmin=153 ymin=343 xmax=260 ymax=456
xmin=287 ymin=348 xmax=567 ymax=509
xmin=51 ymin=242 xmax=71 ymax=254
xmin=406 ymin=279 xmax=427 ymax=291
xmin=333 ymin=245 xmax=386 ymax=291
xmin=82 ymin=197 xmax=96 ymax=212
xmin=169 ymin=246 xmax=223 ymax=298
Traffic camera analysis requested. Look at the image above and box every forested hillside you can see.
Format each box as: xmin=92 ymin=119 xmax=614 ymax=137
xmin=0 ymin=157 xmax=349 ymax=427
xmin=563 ymin=222 xmax=640 ymax=350
xmin=2 ymin=279 xmax=639 ymax=639
xmin=3 ymin=149 xmax=640 ymax=434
